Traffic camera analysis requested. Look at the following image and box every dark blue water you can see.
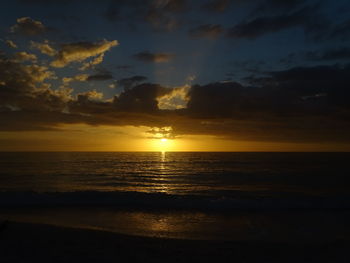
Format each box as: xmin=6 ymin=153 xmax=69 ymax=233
xmin=1 ymin=152 xmax=349 ymax=240
xmin=0 ymin=152 xmax=349 ymax=207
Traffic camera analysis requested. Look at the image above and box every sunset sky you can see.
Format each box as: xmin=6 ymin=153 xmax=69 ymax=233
xmin=1 ymin=0 xmax=350 ymax=151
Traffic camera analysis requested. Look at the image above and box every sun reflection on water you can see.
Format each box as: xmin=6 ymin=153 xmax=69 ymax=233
xmin=155 ymin=151 xmax=171 ymax=193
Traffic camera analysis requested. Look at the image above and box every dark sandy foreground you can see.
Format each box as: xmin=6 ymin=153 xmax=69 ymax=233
xmin=0 ymin=220 xmax=348 ymax=263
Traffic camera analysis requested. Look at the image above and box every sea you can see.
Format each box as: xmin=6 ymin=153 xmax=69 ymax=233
xmin=0 ymin=152 xmax=349 ymax=241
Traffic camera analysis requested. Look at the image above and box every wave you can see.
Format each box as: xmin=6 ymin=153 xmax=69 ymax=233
xmin=0 ymin=191 xmax=349 ymax=212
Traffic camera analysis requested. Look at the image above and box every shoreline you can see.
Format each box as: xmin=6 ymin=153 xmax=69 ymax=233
xmin=0 ymin=220 xmax=349 ymax=263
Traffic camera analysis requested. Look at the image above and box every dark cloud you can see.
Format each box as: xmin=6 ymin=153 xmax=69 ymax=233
xmin=201 ymin=0 xmax=231 ymax=13
xmin=280 ymin=47 xmax=350 ymax=65
xmin=18 ymin=0 xmax=71 ymax=3
xmin=304 ymin=47 xmax=350 ymax=62
xmin=144 ymin=9 xmax=180 ymax=32
xmin=187 ymin=82 xmax=245 ymax=118
xmin=103 ymin=0 xmax=147 ymax=22
xmin=247 ymin=64 xmax=350 ymax=108
xmin=115 ymin=65 xmax=133 ymax=70
xmin=117 ymin=75 xmax=147 ymax=89
xmin=179 ymin=65 xmax=350 ymax=141
xmin=229 ymin=60 xmax=266 ymax=74
xmin=328 ymin=19 xmax=350 ymax=42
xmin=202 ymin=0 xmax=304 ymax=15
xmin=189 ymin=24 xmax=223 ymax=39
xmin=113 ymin=83 xmax=171 ymax=112
xmin=0 ymin=111 xmax=84 ymax=131
xmin=87 ymin=73 xmax=113 ymax=81
xmin=1 ymin=61 xmax=350 ymax=142
xmin=154 ymin=0 xmax=187 ymax=13
xmin=114 ymin=65 xmax=134 ymax=75
xmin=227 ymin=5 xmax=324 ymax=39
xmin=103 ymin=0 xmax=186 ymax=31
xmin=279 ymin=52 xmax=298 ymax=65
xmin=67 ymin=82 xmax=172 ymax=119
xmin=133 ymin=51 xmax=174 ymax=63
xmin=228 ymin=13 xmax=302 ymax=39
xmin=250 ymin=0 xmax=304 ymax=16
xmin=0 ymin=54 xmax=68 ymax=113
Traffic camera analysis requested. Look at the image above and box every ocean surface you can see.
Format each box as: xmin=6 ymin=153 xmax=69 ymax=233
xmin=1 ymin=152 xmax=350 ymax=241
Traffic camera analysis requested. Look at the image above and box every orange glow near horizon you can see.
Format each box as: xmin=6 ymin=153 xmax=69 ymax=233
xmin=1 ymin=124 xmax=350 ymax=152
xmin=150 ymin=138 xmax=176 ymax=152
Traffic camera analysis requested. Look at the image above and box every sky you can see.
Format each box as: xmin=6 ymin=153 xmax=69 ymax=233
xmin=0 ymin=0 xmax=350 ymax=151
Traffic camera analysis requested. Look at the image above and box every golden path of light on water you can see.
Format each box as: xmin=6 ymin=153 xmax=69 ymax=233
xmin=156 ymin=151 xmax=171 ymax=194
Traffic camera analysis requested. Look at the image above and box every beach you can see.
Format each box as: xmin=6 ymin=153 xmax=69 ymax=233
xmin=1 ymin=152 xmax=349 ymax=262
xmin=0 ymin=219 xmax=349 ymax=263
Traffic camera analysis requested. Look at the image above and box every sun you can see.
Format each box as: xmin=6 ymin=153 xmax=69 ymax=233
xmin=151 ymin=138 xmax=174 ymax=152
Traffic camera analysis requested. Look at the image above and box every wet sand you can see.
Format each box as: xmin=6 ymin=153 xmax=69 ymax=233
xmin=0 ymin=220 xmax=349 ymax=263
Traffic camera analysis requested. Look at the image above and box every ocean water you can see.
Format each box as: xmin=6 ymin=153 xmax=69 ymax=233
xmin=1 ymin=152 xmax=350 ymax=241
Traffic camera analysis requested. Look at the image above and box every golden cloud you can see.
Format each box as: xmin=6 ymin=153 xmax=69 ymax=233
xmin=79 ymin=53 xmax=104 ymax=71
xmin=31 ymin=40 xmax=57 ymax=56
xmin=13 ymin=51 xmax=37 ymax=62
xmin=157 ymin=85 xmax=190 ymax=109
xmin=62 ymin=74 xmax=89 ymax=85
xmin=77 ymin=90 xmax=104 ymax=102
xmin=11 ymin=17 xmax=47 ymax=36
xmin=51 ymin=39 xmax=118 ymax=68
xmin=6 ymin=40 xmax=17 ymax=49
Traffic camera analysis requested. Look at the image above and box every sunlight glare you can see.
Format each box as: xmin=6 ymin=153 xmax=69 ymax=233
xmin=152 ymin=138 xmax=174 ymax=152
